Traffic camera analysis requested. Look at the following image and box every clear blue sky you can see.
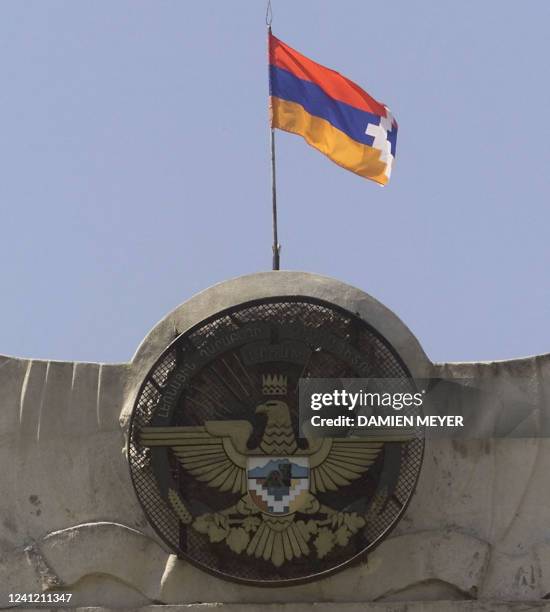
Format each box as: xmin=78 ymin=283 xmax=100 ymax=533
xmin=1 ymin=1 xmax=548 ymax=364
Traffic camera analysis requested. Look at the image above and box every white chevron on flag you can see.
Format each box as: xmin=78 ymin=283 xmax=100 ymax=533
xmin=366 ymin=106 xmax=395 ymax=179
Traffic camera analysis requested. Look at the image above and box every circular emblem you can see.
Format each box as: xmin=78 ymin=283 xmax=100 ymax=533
xmin=128 ymin=297 xmax=423 ymax=585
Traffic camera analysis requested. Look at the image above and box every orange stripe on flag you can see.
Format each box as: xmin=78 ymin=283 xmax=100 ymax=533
xmin=271 ymin=97 xmax=389 ymax=185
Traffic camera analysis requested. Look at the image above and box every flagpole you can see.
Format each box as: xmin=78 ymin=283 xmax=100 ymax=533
xmin=270 ymin=122 xmax=280 ymax=271
xmin=267 ymin=15 xmax=280 ymax=270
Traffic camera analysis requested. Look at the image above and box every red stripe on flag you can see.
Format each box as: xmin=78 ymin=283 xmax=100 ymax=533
xmin=269 ymin=33 xmax=387 ymax=117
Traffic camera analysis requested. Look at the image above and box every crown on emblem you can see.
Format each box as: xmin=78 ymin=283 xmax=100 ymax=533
xmin=262 ymin=374 xmax=288 ymax=396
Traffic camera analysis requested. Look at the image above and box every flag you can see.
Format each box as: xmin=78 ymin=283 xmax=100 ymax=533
xmin=269 ymin=33 xmax=397 ymax=185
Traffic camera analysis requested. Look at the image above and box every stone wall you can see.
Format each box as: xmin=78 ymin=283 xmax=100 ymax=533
xmin=1 ymin=272 xmax=549 ymax=610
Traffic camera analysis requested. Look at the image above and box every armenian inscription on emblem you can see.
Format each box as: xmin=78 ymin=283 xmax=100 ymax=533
xmin=128 ymin=298 xmax=423 ymax=584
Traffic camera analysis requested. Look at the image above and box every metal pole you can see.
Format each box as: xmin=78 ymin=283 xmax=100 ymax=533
xmin=267 ymin=24 xmax=281 ymax=270
xmin=270 ymin=126 xmax=280 ymax=270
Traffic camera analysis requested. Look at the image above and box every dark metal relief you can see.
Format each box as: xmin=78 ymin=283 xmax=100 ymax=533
xmin=128 ymin=298 xmax=423 ymax=585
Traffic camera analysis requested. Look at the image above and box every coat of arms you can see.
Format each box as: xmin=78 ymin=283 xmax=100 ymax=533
xmin=128 ymin=298 xmax=424 ymax=584
xmin=140 ymin=373 xmax=414 ymax=567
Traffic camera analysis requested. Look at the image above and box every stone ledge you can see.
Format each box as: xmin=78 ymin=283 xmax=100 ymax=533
xmin=8 ymin=601 xmax=550 ymax=612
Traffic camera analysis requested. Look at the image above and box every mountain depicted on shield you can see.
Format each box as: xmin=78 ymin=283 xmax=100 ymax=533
xmin=247 ymin=456 xmax=309 ymax=515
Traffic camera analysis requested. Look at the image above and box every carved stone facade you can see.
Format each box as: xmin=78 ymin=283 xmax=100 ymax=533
xmin=1 ymin=272 xmax=549 ymax=610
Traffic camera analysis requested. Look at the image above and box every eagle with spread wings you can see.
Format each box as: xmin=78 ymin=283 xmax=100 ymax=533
xmin=140 ymin=398 xmax=413 ymax=566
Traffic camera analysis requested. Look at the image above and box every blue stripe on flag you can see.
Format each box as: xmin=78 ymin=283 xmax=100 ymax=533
xmin=270 ymin=65 xmax=380 ymax=147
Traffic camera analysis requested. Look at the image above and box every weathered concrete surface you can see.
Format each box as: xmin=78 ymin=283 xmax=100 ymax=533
xmin=0 ymin=272 xmax=549 ymax=609
xmin=11 ymin=604 xmax=550 ymax=612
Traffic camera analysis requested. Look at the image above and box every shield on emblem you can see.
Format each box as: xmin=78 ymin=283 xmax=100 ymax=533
xmin=247 ymin=456 xmax=309 ymax=515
